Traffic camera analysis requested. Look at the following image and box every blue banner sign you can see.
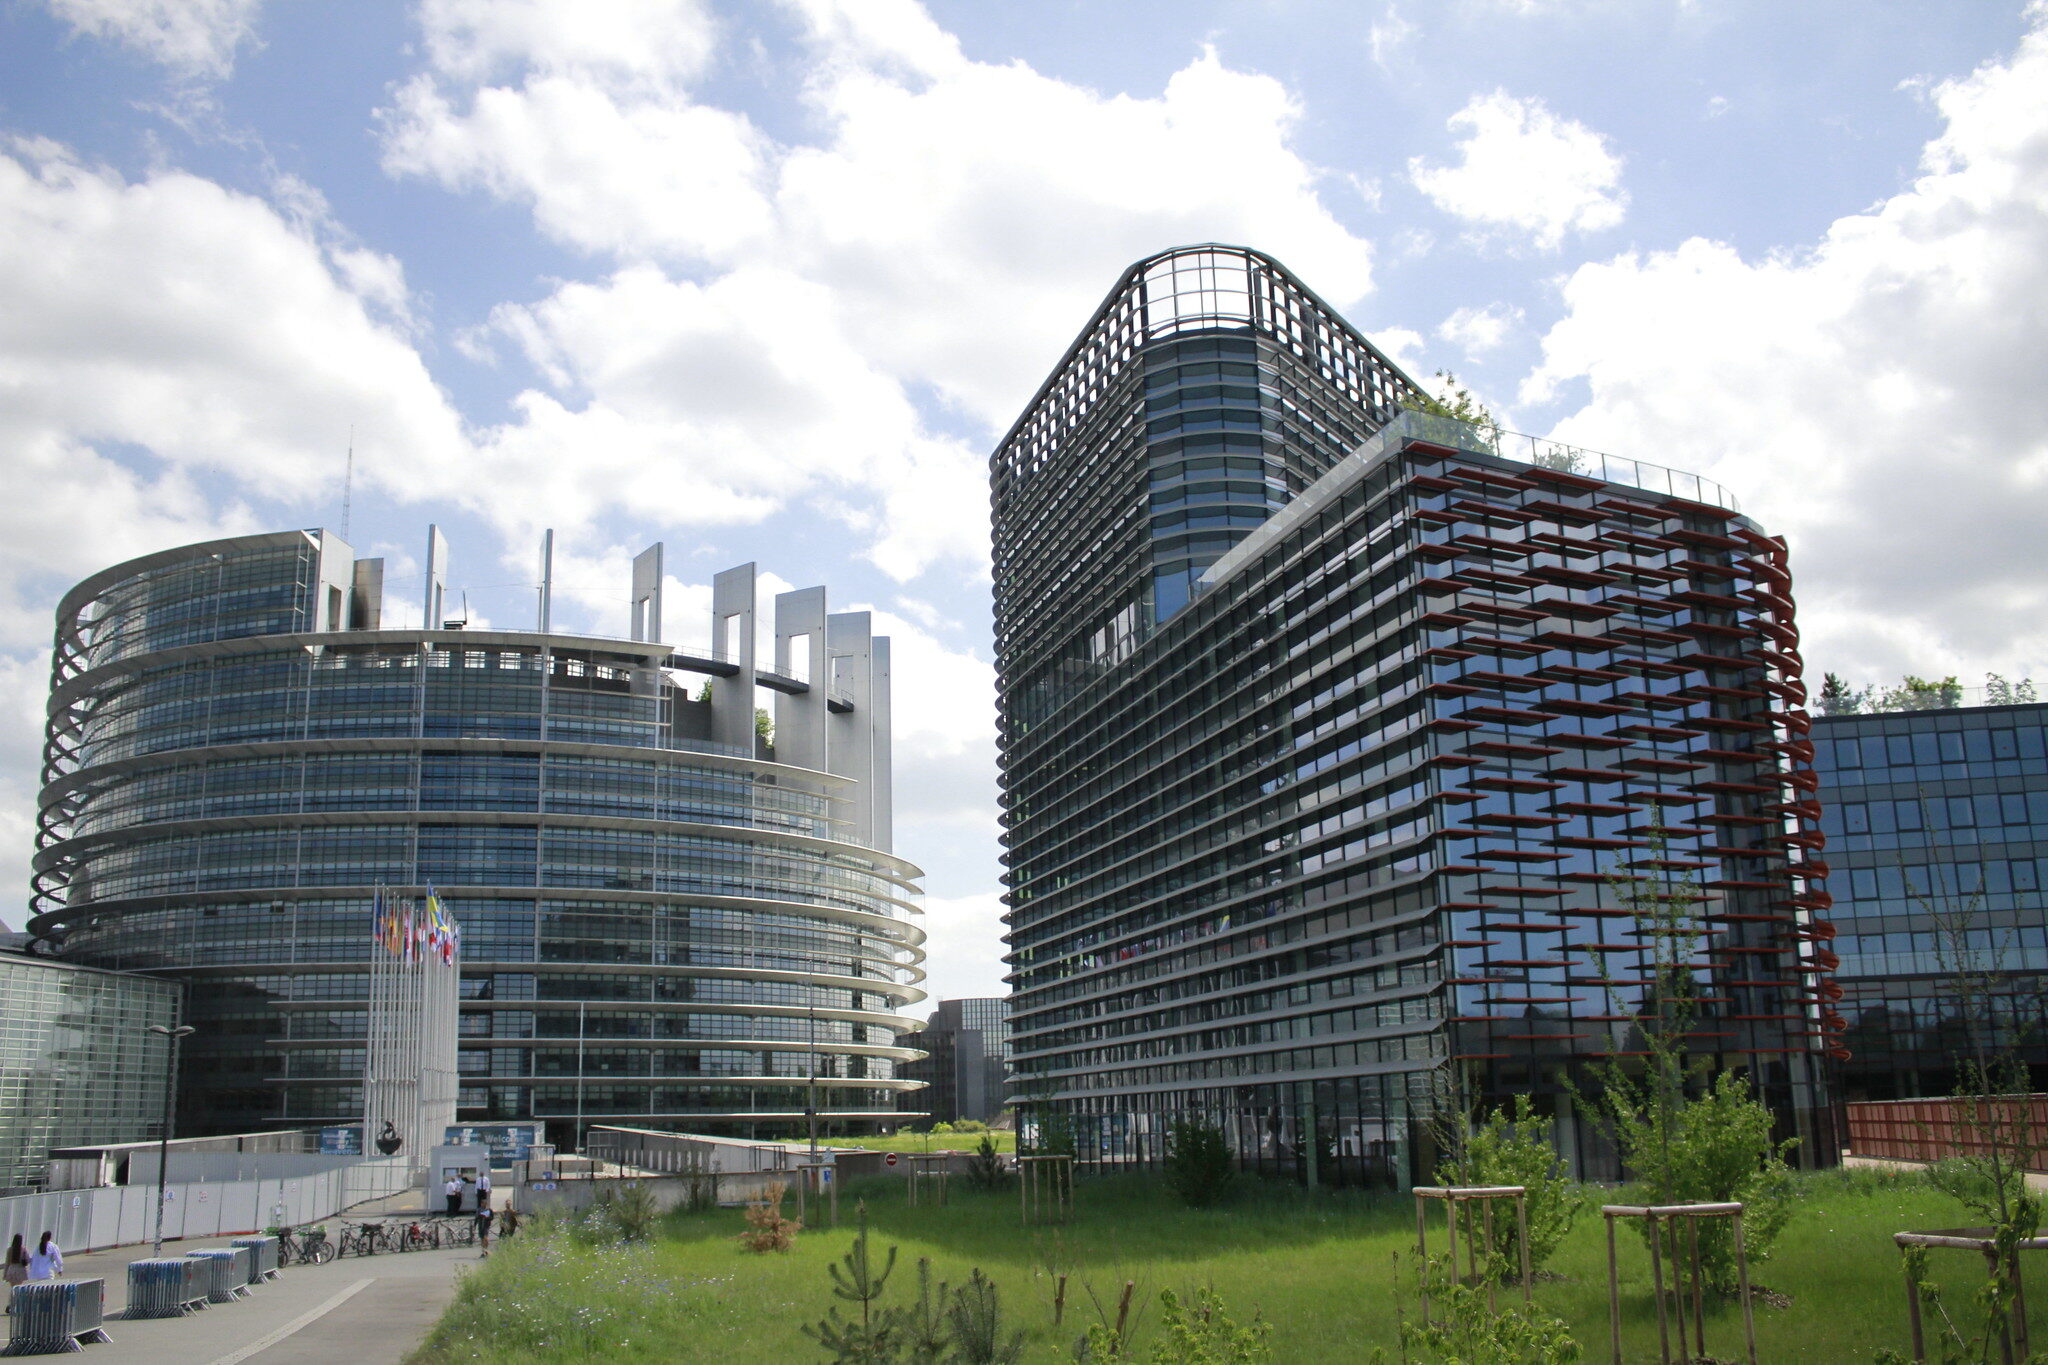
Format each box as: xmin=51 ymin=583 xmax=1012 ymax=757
xmin=319 ymin=1126 xmax=364 ymax=1155
xmin=443 ymin=1123 xmax=546 ymax=1165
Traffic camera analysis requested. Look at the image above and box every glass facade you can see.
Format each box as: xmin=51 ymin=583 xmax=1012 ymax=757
xmin=1815 ymin=701 xmax=2048 ymax=1098
xmin=33 ymin=530 xmax=927 ymax=1145
xmin=993 ymin=247 xmax=1835 ymax=1185
xmin=0 ymin=953 xmax=181 ymax=1189
xmin=900 ymin=997 xmax=1011 ymax=1124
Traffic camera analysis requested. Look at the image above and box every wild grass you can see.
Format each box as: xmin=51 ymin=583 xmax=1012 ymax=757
xmin=406 ymin=1164 xmax=2047 ymax=1363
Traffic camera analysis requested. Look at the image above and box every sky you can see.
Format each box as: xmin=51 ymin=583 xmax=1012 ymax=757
xmin=1 ymin=0 xmax=2045 ymax=1011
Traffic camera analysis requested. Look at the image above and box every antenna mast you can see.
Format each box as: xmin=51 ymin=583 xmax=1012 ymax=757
xmin=341 ymin=425 xmax=355 ymax=539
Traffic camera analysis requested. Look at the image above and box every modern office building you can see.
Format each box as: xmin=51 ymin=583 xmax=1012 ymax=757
xmin=31 ymin=528 xmax=928 ymax=1145
xmin=993 ymin=244 xmax=1836 ymax=1184
xmin=900 ymin=997 xmax=1012 ymax=1125
xmin=1814 ymin=696 xmax=2048 ymax=1099
xmin=0 ymin=950 xmax=181 ymax=1189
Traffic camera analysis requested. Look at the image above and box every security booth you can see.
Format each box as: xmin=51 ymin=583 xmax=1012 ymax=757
xmin=425 ymin=1143 xmax=493 ymax=1213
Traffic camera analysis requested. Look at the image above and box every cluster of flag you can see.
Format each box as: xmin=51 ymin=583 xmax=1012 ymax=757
xmin=372 ymin=887 xmax=460 ymax=966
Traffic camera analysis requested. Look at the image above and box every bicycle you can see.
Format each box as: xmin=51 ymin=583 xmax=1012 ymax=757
xmin=440 ymin=1219 xmax=478 ymax=1248
xmin=275 ymin=1224 xmax=335 ymax=1266
xmin=401 ymin=1220 xmax=440 ymax=1252
xmin=338 ymin=1221 xmax=390 ymax=1257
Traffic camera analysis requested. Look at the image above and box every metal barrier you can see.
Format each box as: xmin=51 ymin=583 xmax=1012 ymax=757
xmin=186 ymin=1248 xmax=252 ymax=1303
xmin=231 ymin=1235 xmax=280 ymax=1283
xmin=4 ymin=1279 xmax=110 ymax=1355
xmin=125 ymin=1258 xmax=208 ymax=1318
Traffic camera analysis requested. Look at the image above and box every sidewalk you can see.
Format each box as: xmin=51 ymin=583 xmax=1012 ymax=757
xmin=43 ymin=1224 xmax=477 ymax=1365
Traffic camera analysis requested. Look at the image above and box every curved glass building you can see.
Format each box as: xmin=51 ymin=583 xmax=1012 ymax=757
xmin=32 ymin=528 xmax=927 ymax=1143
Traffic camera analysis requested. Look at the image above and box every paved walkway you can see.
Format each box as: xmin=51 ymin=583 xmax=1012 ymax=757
xmin=42 ymin=1223 xmax=479 ymax=1365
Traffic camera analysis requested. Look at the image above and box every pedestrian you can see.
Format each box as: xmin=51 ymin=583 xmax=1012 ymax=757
xmin=474 ymin=1199 xmax=494 ymax=1258
xmin=476 ymin=1168 xmax=492 ymax=1206
xmin=4 ymin=1233 xmax=26 ymax=1311
xmin=498 ymin=1206 xmax=519 ymax=1238
xmin=443 ymin=1173 xmax=462 ymax=1217
xmin=26 ymin=1232 xmax=60 ymax=1281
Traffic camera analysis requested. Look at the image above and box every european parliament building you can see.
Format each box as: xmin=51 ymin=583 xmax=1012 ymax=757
xmin=993 ymin=246 xmax=1836 ymax=1184
xmin=31 ymin=528 xmax=927 ymax=1144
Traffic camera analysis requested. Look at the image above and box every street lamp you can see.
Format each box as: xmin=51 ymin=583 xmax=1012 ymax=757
xmin=806 ymin=1003 xmax=819 ymax=1162
xmin=146 ymin=1024 xmax=195 ymax=1257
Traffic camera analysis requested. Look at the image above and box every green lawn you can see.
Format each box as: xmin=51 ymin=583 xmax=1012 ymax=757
xmin=408 ymin=1167 xmax=2037 ymax=1363
xmin=827 ymin=1130 xmax=1016 ymax=1155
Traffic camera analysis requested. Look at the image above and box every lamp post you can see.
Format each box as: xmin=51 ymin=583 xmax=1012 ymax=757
xmin=146 ymin=1024 xmax=195 ymax=1257
xmin=806 ymin=1003 xmax=819 ymax=1162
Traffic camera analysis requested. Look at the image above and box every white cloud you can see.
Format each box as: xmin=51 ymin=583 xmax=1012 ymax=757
xmin=1409 ymin=89 xmax=1627 ymax=249
xmin=0 ymin=140 xmax=471 ymax=649
xmin=1368 ymin=4 xmax=1415 ymax=69
xmin=913 ymin=890 xmax=1009 ymax=1007
xmin=415 ymin=0 xmax=718 ymax=90
xmin=1437 ymin=301 xmax=1523 ymax=357
xmin=1520 ymin=12 xmax=2048 ymax=685
xmin=1368 ymin=324 xmax=1428 ymax=375
xmin=43 ymin=0 xmax=265 ymax=80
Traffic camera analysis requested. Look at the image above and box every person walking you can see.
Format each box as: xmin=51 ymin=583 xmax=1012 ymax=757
xmin=26 ymin=1233 xmax=60 ymax=1281
xmin=474 ymin=1198 xmax=494 ymax=1258
xmin=443 ymin=1174 xmax=462 ymax=1217
xmin=4 ymin=1234 xmax=27 ymax=1312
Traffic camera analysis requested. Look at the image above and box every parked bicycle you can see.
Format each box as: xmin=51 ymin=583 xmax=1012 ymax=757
xmin=440 ymin=1219 xmax=478 ymax=1248
xmin=337 ymin=1221 xmax=392 ymax=1257
xmin=401 ymin=1220 xmax=440 ymax=1252
xmin=274 ymin=1224 xmax=335 ymax=1266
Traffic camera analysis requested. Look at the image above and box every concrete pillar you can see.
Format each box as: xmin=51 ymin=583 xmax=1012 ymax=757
xmin=711 ymin=564 xmax=758 ymax=755
xmin=630 ymin=543 xmax=663 ymax=642
xmin=775 ymin=588 xmax=830 ymax=772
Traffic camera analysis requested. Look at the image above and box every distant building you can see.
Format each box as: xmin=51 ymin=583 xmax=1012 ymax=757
xmin=993 ymin=245 xmax=1836 ymax=1184
xmin=32 ymin=528 xmax=927 ymax=1146
xmin=901 ymin=998 xmax=1010 ymax=1125
xmin=0 ymin=951 xmax=181 ymax=1188
xmin=1816 ymin=696 xmax=2048 ymax=1098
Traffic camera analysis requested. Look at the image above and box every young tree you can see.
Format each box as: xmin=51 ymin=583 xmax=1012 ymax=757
xmin=1406 ymin=370 xmax=1503 ymax=452
xmin=1584 ymin=833 xmax=1797 ymax=1292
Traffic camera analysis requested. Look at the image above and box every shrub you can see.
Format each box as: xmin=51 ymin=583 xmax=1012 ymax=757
xmin=967 ymin=1136 xmax=1011 ymax=1192
xmin=804 ymin=1207 xmax=1027 ymax=1365
xmin=737 ymin=1180 xmax=803 ymax=1253
xmin=1401 ymin=1256 xmax=1580 ymax=1365
xmin=604 ymin=1180 xmax=660 ymax=1241
xmin=952 ymin=1119 xmax=991 ymax=1134
xmin=1601 ymin=1067 xmax=1795 ymax=1293
xmin=1436 ymin=1094 xmax=1581 ymax=1278
xmin=1163 ymin=1116 xmax=1236 ymax=1208
xmin=1148 ymin=1287 xmax=1271 ymax=1364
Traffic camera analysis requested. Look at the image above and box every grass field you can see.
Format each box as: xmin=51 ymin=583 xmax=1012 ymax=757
xmin=826 ymin=1130 xmax=1016 ymax=1155
xmin=408 ymin=1166 xmax=2038 ymax=1363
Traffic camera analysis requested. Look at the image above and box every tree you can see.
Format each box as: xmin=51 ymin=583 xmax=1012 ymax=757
xmin=1582 ymin=833 xmax=1797 ymax=1292
xmin=1434 ymin=1094 xmax=1581 ymax=1278
xmin=1817 ymin=672 xmax=1865 ymax=715
xmin=1163 ymin=1116 xmax=1236 ymax=1208
xmin=1405 ymin=370 xmax=1502 ymax=452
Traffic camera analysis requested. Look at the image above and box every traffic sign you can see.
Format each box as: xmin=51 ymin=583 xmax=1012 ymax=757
xmin=884 ymin=1152 xmax=898 ymax=1168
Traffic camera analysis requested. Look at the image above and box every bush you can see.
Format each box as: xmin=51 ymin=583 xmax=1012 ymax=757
xmin=1601 ymin=1067 xmax=1795 ymax=1293
xmin=1436 ymin=1095 xmax=1581 ymax=1278
xmin=1164 ymin=1117 xmax=1236 ymax=1208
xmin=1401 ymin=1256 xmax=1580 ymax=1364
xmin=603 ymin=1180 xmax=660 ymax=1241
xmin=737 ymin=1180 xmax=803 ymax=1253
xmin=1149 ymin=1287 xmax=1271 ymax=1364
xmin=967 ymin=1136 xmax=1011 ymax=1192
